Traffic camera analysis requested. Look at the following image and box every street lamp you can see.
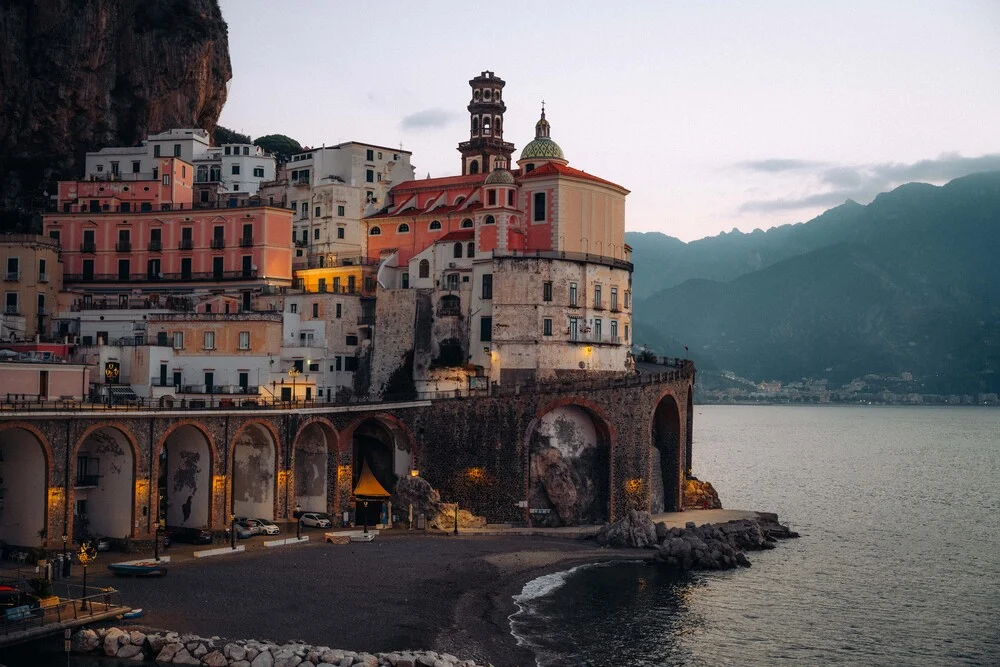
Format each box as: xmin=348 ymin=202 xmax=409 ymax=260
xmin=295 ymin=503 xmax=302 ymax=539
xmin=77 ymin=542 xmax=97 ymax=610
xmin=153 ymin=524 xmax=160 ymax=562
xmin=61 ymin=534 xmax=69 ymax=577
xmin=288 ymin=367 xmax=301 ymax=403
xmin=230 ymin=514 xmax=237 ymax=550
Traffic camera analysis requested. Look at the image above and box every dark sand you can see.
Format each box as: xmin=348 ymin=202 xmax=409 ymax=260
xmin=89 ymin=534 xmax=641 ymax=667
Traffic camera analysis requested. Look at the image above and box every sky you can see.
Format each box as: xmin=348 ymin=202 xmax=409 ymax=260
xmin=217 ymin=0 xmax=1000 ymax=242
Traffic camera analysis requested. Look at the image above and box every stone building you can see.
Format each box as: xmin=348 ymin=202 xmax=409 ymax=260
xmin=0 ymin=234 xmax=63 ymax=341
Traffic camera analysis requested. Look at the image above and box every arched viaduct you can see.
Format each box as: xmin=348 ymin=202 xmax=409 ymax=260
xmin=0 ymin=365 xmax=694 ymax=548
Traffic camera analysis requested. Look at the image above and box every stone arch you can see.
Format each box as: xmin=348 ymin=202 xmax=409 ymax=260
xmin=342 ymin=413 xmax=417 ymax=525
xmin=71 ymin=422 xmax=139 ymax=542
xmin=154 ymin=422 xmax=216 ymax=530
xmin=291 ymin=418 xmax=340 ymax=515
xmin=0 ymin=423 xmax=54 ymax=547
xmin=527 ymin=399 xmax=614 ymax=526
xmin=230 ymin=420 xmax=280 ymax=521
xmin=651 ymin=391 xmax=682 ymax=513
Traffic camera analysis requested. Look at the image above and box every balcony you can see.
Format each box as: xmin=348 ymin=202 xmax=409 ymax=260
xmin=4 ymin=306 xmax=20 ymax=315
xmin=568 ymin=332 xmax=622 ymax=345
xmin=64 ymin=270 xmax=259 ymax=283
xmin=74 ymin=474 xmax=100 ymax=488
xmin=358 ymin=314 xmax=376 ymax=326
xmin=179 ymin=384 xmax=260 ymax=395
xmin=148 ymin=239 xmax=163 ymax=252
xmin=294 ymin=178 xmax=311 ymax=187
xmin=38 ymin=273 xmax=48 ymax=283
xmin=4 ymin=271 xmax=19 ymax=281
xmin=178 ymin=239 xmax=194 ymax=250
xmin=211 ymin=238 xmax=225 ymax=249
xmin=239 ymin=236 xmax=254 ymax=247
xmin=80 ymin=242 xmax=97 ymax=253
xmin=115 ymin=241 xmax=132 ymax=252
xmin=294 ymin=239 xmax=308 ymax=248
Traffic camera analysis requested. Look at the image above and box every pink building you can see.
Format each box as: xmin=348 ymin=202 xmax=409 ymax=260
xmin=0 ymin=360 xmax=90 ymax=401
xmin=44 ymin=160 xmax=294 ymax=292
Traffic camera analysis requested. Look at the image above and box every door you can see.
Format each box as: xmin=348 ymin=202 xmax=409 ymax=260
xmin=238 ymin=372 xmax=249 ymax=393
xmin=39 ymin=370 xmax=49 ymax=398
xmin=204 ymin=372 xmax=214 ymax=393
xmin=173 ymin=371 xmax=182 ymax=390
xmin=159 ymin=364 xmax=168 ymax=387
xmin=242 ymin=255 xmax=253 ymax=277
xmin=181 ymin=258 xmax=192 ymax=280
xmin=212 ymin=257 xmax=224 ymax=279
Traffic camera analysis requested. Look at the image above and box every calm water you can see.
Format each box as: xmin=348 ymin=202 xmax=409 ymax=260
xmin=510 ymin=406 xmax=1000 ymax=666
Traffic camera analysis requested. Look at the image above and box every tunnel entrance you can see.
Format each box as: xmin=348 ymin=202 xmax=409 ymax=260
xmin=158 ymin=425 xmax=212 ymax=529
xmin=74 ymin=426 xmax=135 ymax=542
xmin=293 ymin=422 xmax=334 ymax=514
xmin=651 ymin=395 xmax=682 ymax=513
xmin=232 ymin=423 xmax=276 ymax=520
xmin=0 ymin=427 xmax=48 ymax=547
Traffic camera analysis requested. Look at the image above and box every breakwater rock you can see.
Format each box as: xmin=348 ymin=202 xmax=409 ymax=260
xmin=596 ymin=509 xmax=799 ymax=571
xmin=71 ymin=628 xmax=486 ymax=667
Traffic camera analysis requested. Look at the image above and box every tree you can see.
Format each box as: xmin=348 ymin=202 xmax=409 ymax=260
xmin=212 ymin=125 xmax=250 ymax=145
xmin=254 ymin=134 xmax=303 ymax=165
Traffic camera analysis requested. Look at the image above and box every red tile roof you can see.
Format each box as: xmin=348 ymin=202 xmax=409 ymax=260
xmin=519 ymin=162 xmax=629 ymax=192
xmin=391 ymin=173 xmax=486 ymax=192
xmin=436 ymin=230 xmax=476 ymax=242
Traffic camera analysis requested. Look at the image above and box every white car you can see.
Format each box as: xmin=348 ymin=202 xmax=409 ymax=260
xmin=299 ymin=512 xmax=332 ymax=528
xmin=253 ymin=518 xmax=281 ymax=535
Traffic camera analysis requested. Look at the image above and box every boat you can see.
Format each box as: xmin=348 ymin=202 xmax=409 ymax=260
xmin=121 ymin=608 xmax=144 ymax=619
xmin=107 ymin=561 xmax=168 ymax=577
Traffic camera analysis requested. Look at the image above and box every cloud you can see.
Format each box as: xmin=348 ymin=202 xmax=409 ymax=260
xmin=737 ymin=153 xmax=1000 ymax=214
xmin=400 ymin=108 xmax=456 ymax=130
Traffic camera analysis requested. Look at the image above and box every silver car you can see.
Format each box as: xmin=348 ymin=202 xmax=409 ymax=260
xmin=299 ymin=512 xmax=332 ymax=528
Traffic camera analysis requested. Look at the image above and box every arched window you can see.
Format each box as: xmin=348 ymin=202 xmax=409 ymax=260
xmin=467 ymin=242 xmax=475 ymax=258
xmin=418 ymin=259 xmax=430 ymax=278
xmin=472 ymin=116 xmax=479 ymax=134
xmin=429 ymin=220 xmax=442 ymax=231
xmin=474 ymin=89 xmax=481 ymax=101
xmin=495 ymin=116 xmax=502 ymax=134
xmin=369 ymin=226 xmax=381 ymax=236
xmin=397 ymin=223 xmax=410 ymax=233
xmin=455 ymin=197 xmax=465 ymax=205
xmin=469 ymin=161 xmax=479 ymax=175
xmin=484 ymin=215 xmax=495 ymax=225
xmin=483 ymin=89 xmax=492 ymax=101
xmin=453 ymin=242 xmax=463 ymax=258
xmin=196 ymin=165 xmax=209 ymax=183
xmin=483 ymin=116 xmax=491 ymax=136
xmin=461 ymin=218 xmax=474 ymax=229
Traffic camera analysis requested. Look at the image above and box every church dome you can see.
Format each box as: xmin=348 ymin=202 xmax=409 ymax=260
xmin=518 ymin=106 xmax=567 ymax=164
xmin=484 ymin=168 xmax=516 ymax=185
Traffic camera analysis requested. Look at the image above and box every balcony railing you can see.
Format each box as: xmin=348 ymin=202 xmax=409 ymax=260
xmin=115 ymin=241 xmax=132 ymax=252
xmin=358 ymin=314 xmax=376 ymax=325
xmin=4 ymin=306 xmax=20 ymax=315
xmin=178 ymin=239 xmax=193 ymax=250
xmin=74 ymin=474 xmax=100 ymax=488
xmin=492 ymin=249 xmax=634 ymax=272
xmin=294 ymin=239 xmax=308 ymax=248
xmin=80 ymin=242 xmax=96 ymax=253
xmin=568 ymin=332 xmax=623 ymax=345
xmin=210 ymin=238 xmax=225 ymax=249
xmin=4 ymin=272 xmax=19 ymax=281
xmin=178 ymin=384 xmax=260 ymax=395
xmin=239 ymin=236 xmax=254 ymax=247
xmin=65 ymin=270 xmax=259 ymax=283
xmin=148 ymin=240 xmax=162 ymax=251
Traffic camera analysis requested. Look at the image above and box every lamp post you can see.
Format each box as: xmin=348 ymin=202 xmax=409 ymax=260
xmin=230 ymin=514 xmax=237 ymax=550
xmin=295 ymin=503 xmax=302 ymax=539
xmin=77 ymin=542 xmax=96 ymax=610
xmin=288 ymin=367 xmax=301 ymax=403
xmin=153 ymin=525 xmax=160 ymax=562
xmin=61 ymin=534 xmax=69 ymax=577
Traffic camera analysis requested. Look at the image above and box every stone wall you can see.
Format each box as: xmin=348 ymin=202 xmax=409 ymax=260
xmin=368 ymin=289 xmax=419 ymax=398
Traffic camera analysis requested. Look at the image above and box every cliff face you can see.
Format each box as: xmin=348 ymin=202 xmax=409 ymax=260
xmin=0 ymin=0 xmax=231 ymax=222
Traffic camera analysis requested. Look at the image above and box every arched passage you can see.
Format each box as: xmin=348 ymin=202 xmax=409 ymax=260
xmin=528 ymin=404 xmax=610 ymax=526
xmin=351 ymin=418 xmax=410 ymax=526
xmin=232 ymin=422 xmax=277 ymax=520
xmin=0 ymin=426 xmax=50 ymax=546
xmin=651 ymin=394 xmax=682 ymax=513
xmin=293 ymin=421 xmax=337 ymax=514
xmin=73 ymin=425 xmax=136 ymax=542
xmin=158 ymin=425 xmax=213 ymax=529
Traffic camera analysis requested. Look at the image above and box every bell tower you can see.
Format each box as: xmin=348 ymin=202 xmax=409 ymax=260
xmin=458 ymin=71 xmax=515 ymax=176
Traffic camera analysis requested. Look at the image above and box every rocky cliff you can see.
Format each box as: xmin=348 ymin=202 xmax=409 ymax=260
xmin=0 ymin=0 xmax=231 ymax=228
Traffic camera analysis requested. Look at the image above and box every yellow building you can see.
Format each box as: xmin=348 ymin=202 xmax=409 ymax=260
xmin=1 ymin=234 xmax=63 ymax=340
xmin=293 ymin=262 xmax=378 ymax=295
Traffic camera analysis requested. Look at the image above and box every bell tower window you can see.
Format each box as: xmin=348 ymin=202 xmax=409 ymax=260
xmin=483 ymin=116 xmax=491 ymax=136
xmin=469 ymin=161 xmax=479 ymax=175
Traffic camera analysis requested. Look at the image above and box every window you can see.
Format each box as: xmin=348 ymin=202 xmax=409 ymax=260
xmin=6 ymin=257 xmax=18 ymax=278
xmin=446 ymin=273 xmax=459 ymax=290
xmin=611 ymin=320 xmax=618 ymax=339
xmin=314 ymin=228 xmax=320 ymax=240
xmin=153 ymin=145 xmax=161 ymax=157
xmin=172 ymin=332 xmax=184 ymax=350
xmin=543 ymin=281 xmax=553 ymax=302
xmin=611 ymin=287 xmax=619 ymax=311
xmin=337 ymin=227 xmax=345 ymax=239
xmin=507 ymin=190 xmax=514 ymax=206
xmin=369 ymin=226 xmax=381 ymax=236
xmin=366 ymin=169 xmax=374 ymax=183
xmin=96 ymin=164 xmax=103 ymax=172
xmin=488 ymin=189 xmax=496 ymax=206
xmin=38 ymin=259 xmax=46 ymax=281
xmin=224 ymin=146 xmax=231 ymax=155
xmin=594 ymin=318 xmax=602 ymax=341
xmin=569 ymin=317 xmax=579 ymax=340
xmin=345 ymin=357 xmax=359 ymax=371
xmin=318 ymin=278 xmax=327 ymax=293
xmin=315 ymin=206 xmax=321 ymax=218
xmin=429 ymin=220 xmax=442 ymax=230
xmin=118 ymin=259 xmax=130 ymax=280
xmin=49 ymin=230 xmax=60 ymax=245
xmin=461 ymin=218 xmax=474 ymax=228
xmin=484 ymin=215 xmax=495 ymax=225
xmin=5 ymin=292 xmax=18 ymax=314
xmin=162 ymin=174 xmax=170 ymax=186
xmin=290 ymin=303 xmax=298 ymax=314
xmin=543 ymin=318 xmax=553 ymax=336
xmin=569 ymin=282 xmax=578 ymax=307
xmin=335 ymin=303 xmax=342 ymax=318
xmin=624 ymin=324 xmax=629 ymax=341
xmin=338 ymin=205 xmax=345 ymax=216
xmin=467 ymin=242 xmax=475 ymax=257
xmin=243 ymin=146 xmax=249 ymax=156
xmin=453 ymin=242 xmax=463 ymax=258
xmin=366 ymin=149 xmax=374 ymax=160
xmin=625 ymin=291 xmax=631 ymax=309
xmin=402 ymin=272 xmax=409 ymax=288
xmin=533 ymin=192 xmax=546 ymax=221
xmin=397 ymin=223 xmax=410 ymax=233
xmin=290 ymin=200 xmax=296 ymax=211
xmin=300 ymin=202 xmax=308 ymax=218
xmin=203 ymin=331 xmax=215 ymax=350
xmin=309 ymin=363 xmax=319 ymax=372
xmin=594 ymin=285 xmax=602 ymax=309
xmin=419 ymin=259 xmax=430 ymax=278
xmin=346 ymin=334 xmax=358 ymax=346
xmin=482 ymin=274 xmax=492 ymax=299
xmin=480 ymin=316 xmax=492 ymax=342
xmin=335 ymin=357 xmax=342 ymax=371
xmin=378 ymin=151 xmax=382 ymax=159
xmin=312 ymin=302 xmax=319 ymax=318
xmin=132 ymin=161 xmax=141 ymax=173
xmin=253 ymin=167 xmax=264 ymax=177
xmin=213 ymin=256 xmax=223 ymax=278
xmin=173 ymin=144 xmax=181 ymax=157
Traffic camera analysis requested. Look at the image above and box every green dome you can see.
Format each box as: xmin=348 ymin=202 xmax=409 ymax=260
xmin=520 ymin=137 xmax=565 ymax=161
xmin=484 ymin=168 xmax=515 ymax=184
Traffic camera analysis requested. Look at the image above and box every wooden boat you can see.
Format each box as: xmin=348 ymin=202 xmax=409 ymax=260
xmin=121 ymin=608 xmax=145 ymax=619
xmin=107 ymin=561 xmax=168 ymax=577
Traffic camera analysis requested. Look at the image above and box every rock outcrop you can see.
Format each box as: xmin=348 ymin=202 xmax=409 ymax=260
xmin=0 ymin=0 xmax=231 ymax=226
xmin=595 ymin=509 xmax=658 ymax=548
xmin=71 ymin=629 xmax=486 ymax=667
xmin=683 ymin=476 xmax=723 ymax=510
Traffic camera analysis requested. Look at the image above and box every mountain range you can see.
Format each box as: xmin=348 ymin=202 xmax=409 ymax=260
xmin=627 ymin=171 xmax=1000 ymax=394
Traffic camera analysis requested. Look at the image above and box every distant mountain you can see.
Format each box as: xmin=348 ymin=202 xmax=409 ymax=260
xmin=630 ymin=172 xmax=1000 ymax=393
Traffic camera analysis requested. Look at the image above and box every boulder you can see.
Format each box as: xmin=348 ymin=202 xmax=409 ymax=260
xmin=203 ymin=650 xmax=228 ymax=667
xmin=320 ymin=650 xmax=344 ymax=664
xmin=393 ymin=475 xmax=443 ymax=518
xmin=105 ymin=628 xmax=126 ymax=657
xmin=273 ymin=646 xmax=302 ymax=667
xmin=252 ymin=650 xmax=275 ymax=667
xmin=193 ymin=643 xmax=209 ymax=658
xmin=683 ymin=476 xmax=723 ymax=510
xmin=596 ymin=509 xmax=658 ymax=548
xmin=353 ymin=654 xmax=378 ymax=667
xmin=147 ymin=633 xmax=166 ymax=653
xmin=156 ymin=642 xmax=184 ymax=663
xmin=228 ymin=643 xmax=248 ymax=661
xmin=428 ymin=503 xmax=487 ymax=531
xmin=72 ymin=628 xmax=101 ymax=653
xmin=529 ymin=446 xmax=579 ymax=525
xmin=116 ymin=644 xmax=144 ymax=660
xmin=129 ymin=630 xmax=146 ymax=646
xmin=232 ymin=662 xmax=251 ymax=667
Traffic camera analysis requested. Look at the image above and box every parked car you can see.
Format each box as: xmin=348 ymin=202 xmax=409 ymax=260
xmin=299 ymin=512 xmax=332 ymax=528
xmin=233 ymin=518 xmax=262 ymax=539
xmin=93 ymin=536 xmax=113 ymax=552
xmin=166 ymin=526 xmax=214 ymax=545
xmin=253 ymin=518 xmax=281 ymax=535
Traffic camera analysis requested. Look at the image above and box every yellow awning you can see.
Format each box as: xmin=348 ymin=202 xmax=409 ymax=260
xmin=353 ymin=460 xmax=391 ymax=498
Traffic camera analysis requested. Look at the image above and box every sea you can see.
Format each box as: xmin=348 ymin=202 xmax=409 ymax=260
xmin=509 ymin=405 xmax=1000 ymax=666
